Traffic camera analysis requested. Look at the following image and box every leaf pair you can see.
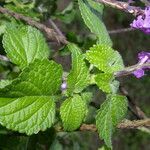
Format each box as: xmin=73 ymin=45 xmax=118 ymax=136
xmin=60 ymin=43 xmax=90 ymax=131
xmin=0 ymin=25 xmax=63 ymax=135
xmin=78 ymin=0 xmax=128 ymax=148
xmin=86 ymin=44 xmax=124 ymax=94
xmin=85 ymin=44 xmax=127 ymax=148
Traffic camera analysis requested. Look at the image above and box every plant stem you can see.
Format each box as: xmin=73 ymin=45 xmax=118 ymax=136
xmin=55 ymin=119 xmax=150 ymax=132
xmin=96 ymin=0 xmax=144 ymax=16
xmin=0 ymin=6 xmax=68 ymax=44
xmin=114 ymin=62 xmax=150 ymax=77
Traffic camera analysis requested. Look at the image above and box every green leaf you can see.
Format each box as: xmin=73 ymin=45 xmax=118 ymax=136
xmin=95 ymin=73 xmax=119 ymax=93
xmin=96 ymin=94 xmax=128 ymax=148
xmin=67 ymin=43 xmax=89 ymax=95
xmin=0 ymin=59 xmax=63 ymax=97
xmin=0 ymin=59 xmax=62 ymax=134
xmin=0 ymin=80 xmax=12 ymax=89
xmin=86 ymin=44 xmax=124 ymax=73
xmin=81 ymin=91 xmax=93 ymax=104
xmin=3 ymin=25 xmax=50 ymax=69
xmin=0 ymin=96 xmax=55 ymax=135
xmin=78 ymin=0 xmax=112 ymax=46
xmin=60 ymin=94 xmax=87 ymax=131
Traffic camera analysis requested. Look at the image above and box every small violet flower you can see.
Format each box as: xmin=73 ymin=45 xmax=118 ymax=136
xmin=130 ymin=7 xmax=150 ymax=34
xmin=133 ymin=51 xmax=150 ymax=78
xmin=61 ymin=82 xmax=67 ymax=91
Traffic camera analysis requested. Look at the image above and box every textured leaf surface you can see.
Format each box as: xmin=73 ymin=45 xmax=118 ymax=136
xmin=81 ymin=91 xmax=93 ymax=104
xmin=86 ymin=45 xmax=124 ymax=73
xmin=0 ymin=80 xmax=12 ymax=89
xmin=78 ymin=0 xmax=112 ymax=46
xmin=67 ymin=43 xmax=89 ymax=95
xmin=3 ymin=25 xmax=50 ymax=69
xmin=95 ymin=73 xmax=119 ymax=93
xmin=0 ymin=59 xmax=63 ymax=97
xmin=60 ymin=94 xmax=87 ymax=131
xmin=0 ymin=96 xmax=55 ymax=135
xmin=0 ymin=59 xmax=62 ymax=134
xmin=96 ymin=94 xmax=128 ymax=148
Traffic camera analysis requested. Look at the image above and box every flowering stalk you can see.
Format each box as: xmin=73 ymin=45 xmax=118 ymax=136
xmin=96 ymin=0 xmax=144 ymax=16
xmin=115 ymin=62 xmax=150 ymax=77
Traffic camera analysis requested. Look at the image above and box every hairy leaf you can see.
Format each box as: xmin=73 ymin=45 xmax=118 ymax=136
xmin=78 ymin=0 xmax=112 ymax=46
xmin=96 ymin=94 xmax=127 ymax=148
xmin=67 ymin=43 xmax=89 ymax=95
xmin=86 ymin=44 xmax=124 ymax=73
xmin=3 ymin=25 xmax=50 ymax=69
xmin=0 ymin=59 xmax=62 ymax=134
xmin=0 ymin=59 xmax=63 ymax=97
xmin=95 ymin=73 xmax=119 ymax=93
xmin=60 ymin=94 xmax=87 ymax=131
xmin=0 ymin=96 xmax=55 ymax=135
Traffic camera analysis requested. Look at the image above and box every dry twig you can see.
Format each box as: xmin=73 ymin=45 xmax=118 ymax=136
xmin=109 ymin=27 xmax=134 ymax=34
xmin=0 ymin=6 xmax=68 ymax=44
xmin=55 ymin=119 xmax=150 ymax=132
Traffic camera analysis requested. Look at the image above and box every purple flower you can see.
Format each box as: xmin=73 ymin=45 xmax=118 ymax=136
xmin=130 ymin=7 xmax=150 ymax=34
xmin=133 ymin=51 xmax=150 ymax=78
xmin=61 ymin=82 xmax=67 ymax=91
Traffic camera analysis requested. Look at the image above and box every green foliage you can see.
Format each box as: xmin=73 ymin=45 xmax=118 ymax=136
xmin=86 ymin=44 xmax=124 ymax=73
xmin=0 ymin=59 xmax=62 ymax=134
xmin=95 ymin=73 xmax=119 ymax=93
xmin=3 ymin=25 xmax=50 ymax=69
xmin=78 ymin=0 xmax=112 ymax=46
xmin=0 ymin=0 xmax=143 ymax=149
xmin=0 ymin=59 xmax=63 ymax=97
xmin=0 ymin=96 xmax=55 ymax=135
xmin=0 ymin=80 xmax=12 ymax=88
xmin=60 ymin=94 xmax=87 ymax=131
xmin=81 ymin=91 xmax=93 ymax=104
xmin=67 ymin=43 xmax=90 ymax=95
xmin=96 ymin=94 xmax=128 ymax=148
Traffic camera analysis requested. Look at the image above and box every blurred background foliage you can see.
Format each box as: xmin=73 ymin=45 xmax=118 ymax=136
xmin=0 ymin=0 xmax=149 ymax=149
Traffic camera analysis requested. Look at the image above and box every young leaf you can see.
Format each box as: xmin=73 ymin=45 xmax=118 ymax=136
xmin=0 ymin=59 xmax=63 ymax=97
xmin=96 ymin=94 xmax=128 ymax=148
xmin=78 ymin=0 xmax=112 ymax=46
xmin=3 ymin=25 xmax=50 ymax=69
xmin=60 ymin=94 xmax=87 ymax=131
xmin=86 ymin=44 xmax=124 ymax=73
xmin=0 ymin=96 xmax=55 ymax=135
xmin=95 ymin=73 xmax=119 ymax=93
xmin=67 ymin=43 xmax=89 ymax=95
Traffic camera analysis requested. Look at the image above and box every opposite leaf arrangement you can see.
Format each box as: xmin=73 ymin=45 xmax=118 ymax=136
xmin=0 ymin=0 xmax=149 ymax=149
